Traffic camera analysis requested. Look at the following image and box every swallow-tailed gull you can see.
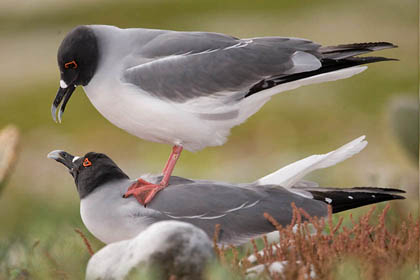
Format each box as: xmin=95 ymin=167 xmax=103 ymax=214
xmin=47 ymin=136 xmax=404 ymax=245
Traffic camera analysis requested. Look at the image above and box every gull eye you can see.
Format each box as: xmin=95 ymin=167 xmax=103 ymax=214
xmin=83 ymin=158 xmax=92 ymax=167
xmin=64 ymin=60 xmax=78 ymax=69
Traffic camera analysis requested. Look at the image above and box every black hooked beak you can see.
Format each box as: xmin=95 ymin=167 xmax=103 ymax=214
xmin=47 ymin=150 xmax=78 ymax=170
xmin=51 ymin=81 xmax=76 ymax=123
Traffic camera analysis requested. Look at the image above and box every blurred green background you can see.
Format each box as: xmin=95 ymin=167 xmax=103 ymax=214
xmin=0 ymin=0 xmax=418 ymax=279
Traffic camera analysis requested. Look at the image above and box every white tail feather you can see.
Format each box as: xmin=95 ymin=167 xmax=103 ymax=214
xmin=249 ymin=66 xmax=368 ymax=99
xmin=258 ymin=136 xmax=368 ymax=187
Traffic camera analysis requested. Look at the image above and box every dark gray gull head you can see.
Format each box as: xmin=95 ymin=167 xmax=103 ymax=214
xmin=47 ymin=150 xmax=128 ymax=199
xmin=48 ymin=136 xmax=405 ymax=246
xmin=52 ymin=26 xmax=99 ymax=123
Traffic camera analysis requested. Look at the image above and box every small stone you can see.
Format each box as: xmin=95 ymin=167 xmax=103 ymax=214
xmin=86 ymin=221 xmax=213 ymax=280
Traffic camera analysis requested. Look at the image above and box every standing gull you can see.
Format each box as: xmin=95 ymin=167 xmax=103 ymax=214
xmin=51 ymin=25 xmax=397 ymax=205
xmin=47 ymin=136 xmax=405 ymax=245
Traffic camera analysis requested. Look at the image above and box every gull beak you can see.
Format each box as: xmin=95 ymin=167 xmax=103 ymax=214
xmin=47 ymin=150 xmax=78 ymax=170
xmin=51 ymin=81 xmax=76 ymax=123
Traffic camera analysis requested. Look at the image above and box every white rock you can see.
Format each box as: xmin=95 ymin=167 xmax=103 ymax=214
xmin=86 ymin=221 xmax=213 ymax=280
xmin=246 ymin=261 xmax=316 ymax=279
xmin=246 ymin=261 xmax=286 ymax=278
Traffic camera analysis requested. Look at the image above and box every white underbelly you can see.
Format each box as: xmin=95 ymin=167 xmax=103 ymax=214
xmin=80 ymin=203 xmax=151 ymax=244
xmin=80 ymin=185 xmax=154 ymax=244
xmin=83 ymin=82 xmax=233 ymax=151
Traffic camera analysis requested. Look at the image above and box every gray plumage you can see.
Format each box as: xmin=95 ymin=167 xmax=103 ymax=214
xmin=79 ymin=174 xmax=403 ymax=246
xmin=80 ymin=176 xmax=328 ymax=245
xmin=122 ymin=33 xmax=321 ymax=102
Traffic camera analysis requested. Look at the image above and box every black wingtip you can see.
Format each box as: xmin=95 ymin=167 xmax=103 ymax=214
xmin=391 ymin=194 xmax=406 ymax=200
xmin=244 ymin=41 xmax=398 ymax=98
xmin=348 ymin=41 xmax=397 ymax=49
xmin=307 ymin=186 xmax=406 ymax=214
xmin=319 ymin=42 xmax=398 ymax=60
xmin=351 ymin=187 xmax=406 ymax=193
xmin=346 ymin=56 xmax=399 ymax=63
xmin=322 ymin=42 xmax=398 ymax=52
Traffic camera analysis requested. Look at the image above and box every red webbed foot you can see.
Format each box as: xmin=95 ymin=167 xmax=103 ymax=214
xmin=123 ymin=178 xmax=165 ymax=206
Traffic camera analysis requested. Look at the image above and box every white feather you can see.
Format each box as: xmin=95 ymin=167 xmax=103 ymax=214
xmin=60 ymin=80 xmax=68 ymax=89
xmin=282 ymin=51 xmax=321 ymax=74
xmin=258 ymin=136 xmax=368 ymax=187
xmin=245 ymin=66 xmax=367 ymax=101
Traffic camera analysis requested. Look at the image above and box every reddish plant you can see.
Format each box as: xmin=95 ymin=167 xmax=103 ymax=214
xmin=214 ymin=203 xmax=419 ymax=279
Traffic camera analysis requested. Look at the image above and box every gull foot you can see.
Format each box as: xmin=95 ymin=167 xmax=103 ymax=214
xmin=123 ymin=178 xmax=165 ymax=206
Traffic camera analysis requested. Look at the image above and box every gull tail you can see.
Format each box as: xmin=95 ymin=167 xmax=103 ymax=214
xmin=245 ymin=42 xmax=397 ymax=98
xmin=297 ymin=186 xmax=406 ymax=213
xmin=258 ymin=136 xmax=367 ymax=188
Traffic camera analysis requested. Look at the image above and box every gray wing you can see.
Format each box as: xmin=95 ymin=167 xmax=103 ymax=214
xmin=145 ymin=178 xmax=327 ymax=245
xmin=123 ymin=31 xmax=322 ymax=103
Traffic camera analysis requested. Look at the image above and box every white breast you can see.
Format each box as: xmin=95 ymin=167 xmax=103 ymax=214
xmin=83 ymin=77 xmax=234 ymax=151
xmin=80 ymin=181 xmax=156 ymax=244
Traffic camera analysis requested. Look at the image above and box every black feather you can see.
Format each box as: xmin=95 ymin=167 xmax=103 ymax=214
xmin=306 ymin=187 xmax=406 ymax=213
xmin=319 ymin=42 xmax=397 ymax=59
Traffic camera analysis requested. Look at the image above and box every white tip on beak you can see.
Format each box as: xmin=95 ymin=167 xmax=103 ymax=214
xmin=47 ymin=150 xmax=64 ymax=160
xmin=72 ymin=156 xmax=80 ymax=163
xmin=60 ymin=80 xmax=68 ymax=89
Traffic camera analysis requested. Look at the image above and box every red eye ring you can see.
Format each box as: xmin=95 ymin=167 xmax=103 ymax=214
xmin=83 ymin=158 xmax=92 ymax=167
xmin=64 ymin=60 xmax=78 ymax=69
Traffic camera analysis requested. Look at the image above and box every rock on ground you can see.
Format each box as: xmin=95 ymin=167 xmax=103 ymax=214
xmin=86 ymin=221 xmax=213 ymax=280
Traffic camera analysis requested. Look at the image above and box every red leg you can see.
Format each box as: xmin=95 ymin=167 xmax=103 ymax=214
xmin=160 ymin=145 xmax=183 ymax=187
xmin=123 ymin=145 xmax=183 ymax=206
